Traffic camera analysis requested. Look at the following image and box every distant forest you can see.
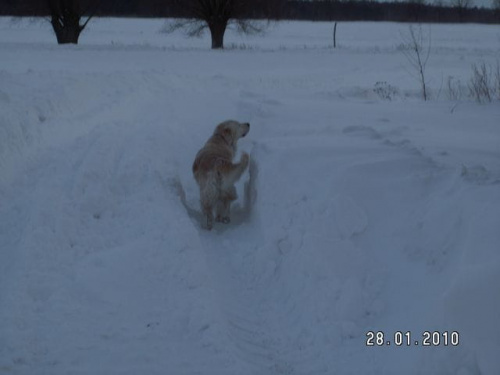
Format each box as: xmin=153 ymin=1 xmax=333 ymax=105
xmin=1 ymin=0 xmax=499 ymax=23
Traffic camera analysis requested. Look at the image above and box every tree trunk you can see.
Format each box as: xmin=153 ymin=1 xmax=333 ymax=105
xmin=209 ymin=21 xmax=227 ymax=49
xmin=333 ymin=22 xmax=337 ymax=48
xmin=51 ymin=16 xmax=83 ymax=44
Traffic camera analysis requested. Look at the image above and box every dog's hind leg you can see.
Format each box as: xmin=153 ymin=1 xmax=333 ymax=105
xmin=201 ymin=200 xmax=214 ymax=230
xmin=200 ymin=181 xmax=217 ymax=230
xmin=216 ymin=186 xmax=237 ymax=223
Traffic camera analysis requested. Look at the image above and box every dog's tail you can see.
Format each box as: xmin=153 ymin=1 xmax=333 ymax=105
xmin=231 ymin=152 xmax=258 ymax=225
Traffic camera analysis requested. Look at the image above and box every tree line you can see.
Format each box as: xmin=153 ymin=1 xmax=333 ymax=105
xmin=3 ymin=0 xmax=498 ymax=22
xmin=286 ymin=0 xmax=499 ymax=23
xmin=1 ymin=0 xmax=498 ymax=47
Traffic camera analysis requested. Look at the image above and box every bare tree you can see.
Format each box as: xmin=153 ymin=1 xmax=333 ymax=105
xmin=47 ymin=0 xmax=99 ymax=44
xmin=400 ymin=25 xmax=431 ymax=101
xmin=333 ymin=22 xmax=338 ymax=48
xmin=166 ymin=0 xmax=284 ymax=49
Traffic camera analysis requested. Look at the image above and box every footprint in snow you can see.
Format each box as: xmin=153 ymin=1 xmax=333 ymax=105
xmin=334 ymin=195 xmax=368 ymax=239
xmin=461 ymin=164 xmax=500 ymax=185
xmin=342 ymin=125 xmax=382 ymax=140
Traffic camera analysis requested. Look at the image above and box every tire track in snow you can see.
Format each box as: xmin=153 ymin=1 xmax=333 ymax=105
xmin=194 ymin=146 xmax=337 ymax=375
xmin=201 ymin=235 xmax=329 ymax=375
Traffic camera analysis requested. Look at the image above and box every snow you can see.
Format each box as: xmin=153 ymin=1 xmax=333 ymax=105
xmin=1 ymin=17 xmax=499 ymax=375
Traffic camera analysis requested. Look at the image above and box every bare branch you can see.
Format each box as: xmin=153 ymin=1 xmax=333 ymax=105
xmin=80 ymin=3 xmax=99 ymax=31
xmin=400 ymin=24 xmax=431 ymax=101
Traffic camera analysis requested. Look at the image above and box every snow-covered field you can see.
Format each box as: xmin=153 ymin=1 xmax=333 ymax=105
xmin=1 ymin=17 xmax=499 ymax=375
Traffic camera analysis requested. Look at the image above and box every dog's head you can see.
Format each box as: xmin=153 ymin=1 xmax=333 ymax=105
xmin=214 ymin=120 xmax=250 ymax=146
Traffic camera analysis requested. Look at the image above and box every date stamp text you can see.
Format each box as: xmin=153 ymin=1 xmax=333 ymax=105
xmin=366 ymin=331 xmax=460 ymax=347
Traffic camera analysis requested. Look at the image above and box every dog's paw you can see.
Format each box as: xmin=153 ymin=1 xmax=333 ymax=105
xmin=202 ymin=222 xmax=213 ymax=231
xmin=216 ymin=215 xmax=231 ymax=224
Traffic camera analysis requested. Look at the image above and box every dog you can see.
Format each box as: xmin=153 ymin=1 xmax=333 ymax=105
xmin=192 ymin=120 xmax=250 ymax=230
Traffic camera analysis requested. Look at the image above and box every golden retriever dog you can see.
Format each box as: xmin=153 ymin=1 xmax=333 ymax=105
xmin=192 ymin=120 xmax=250 ymax=230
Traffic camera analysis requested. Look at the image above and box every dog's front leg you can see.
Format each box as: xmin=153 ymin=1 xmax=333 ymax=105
xmin=217 ymin=153 xmax=249 ymax=184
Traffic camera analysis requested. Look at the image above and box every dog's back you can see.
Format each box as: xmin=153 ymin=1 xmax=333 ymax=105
xmin=192 ymin=136 xmax=234 ymax=183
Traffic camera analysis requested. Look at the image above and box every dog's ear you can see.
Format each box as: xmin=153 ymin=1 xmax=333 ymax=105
xmin=222 ymin=127 xmax=233 ymax=142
